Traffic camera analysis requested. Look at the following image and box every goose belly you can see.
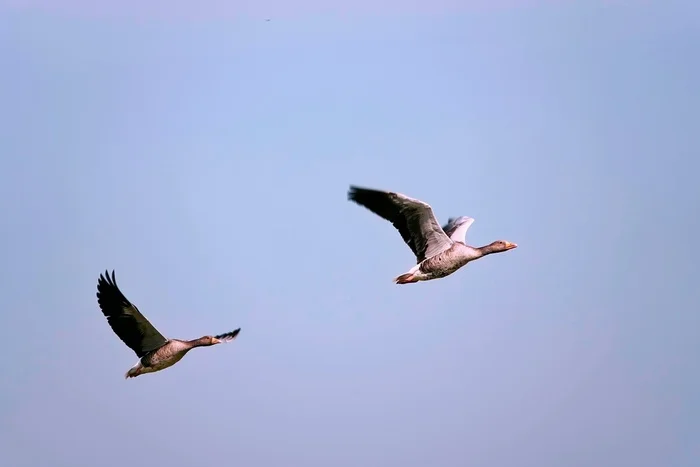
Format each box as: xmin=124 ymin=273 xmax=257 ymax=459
xmin=141 ymin=346 xmax=189 ymax=372
xmin=144 ymin=353 xmax=186 ymax=372
xmin=419 ymin=249 xmax=470 ymax=279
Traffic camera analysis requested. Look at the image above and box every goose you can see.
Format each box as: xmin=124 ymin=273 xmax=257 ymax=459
xmin=347 ymin=185 xmax=517 ymax=284
xmin=96 ymin=270 xmax=241 ymax=378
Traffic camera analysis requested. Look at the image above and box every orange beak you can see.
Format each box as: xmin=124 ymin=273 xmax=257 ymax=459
xmin=504 ymin=242 xmax=518 ymax=250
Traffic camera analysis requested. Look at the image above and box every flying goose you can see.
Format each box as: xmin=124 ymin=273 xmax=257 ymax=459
xmin=347 ymin=185 xmax=517 ymax=284
xmin=96 ymin=270 xmax=241 ymax=378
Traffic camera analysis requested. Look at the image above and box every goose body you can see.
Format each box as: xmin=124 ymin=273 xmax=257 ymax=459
xmin=123 ymin=338 xmax=225 ymax=378
xmin=96 ymin=270 xmax=241 ymax=378
xmin=347 ymin=186 xmax=517 ymax=284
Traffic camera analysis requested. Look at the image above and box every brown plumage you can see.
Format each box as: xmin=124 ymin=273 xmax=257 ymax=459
xmin=348 ymin=185 xmax=517 ymax=283
xmin=96 ymin=270 xmax=241 ymax=378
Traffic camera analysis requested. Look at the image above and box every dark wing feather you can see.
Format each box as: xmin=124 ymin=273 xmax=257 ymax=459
xmin=214 ymin=328 xmax=241 ymax=343
xmin=442 ymin=217 xmax=459 ymax=237
xmin=96 ymin=270 xmax=168 ymax=358
xmin=348 ymin=185 xmax=453 ymax=263
xmin=441 ymin=216 xmax=475 ymax=243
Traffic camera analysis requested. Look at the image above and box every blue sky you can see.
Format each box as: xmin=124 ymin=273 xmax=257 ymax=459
xmin=0 ymin=1 xmax=698 ymax=466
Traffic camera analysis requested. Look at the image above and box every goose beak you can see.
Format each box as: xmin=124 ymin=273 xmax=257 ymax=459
xmin=504 ymin=242 xmax=518 ymax=250
xmin=212 ymin=338 xmax=222 ymax=344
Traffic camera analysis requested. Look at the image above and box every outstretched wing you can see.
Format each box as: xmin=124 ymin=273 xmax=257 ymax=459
xmin=348 ymin=185 xmax=453 ymax=263
xmin=214 ymin=328 xmax=241 ymax=343
xmin=441 ymin=216 xmax=475 ymax=244
xmin=96 ymin=270 xmax=168 ymax=358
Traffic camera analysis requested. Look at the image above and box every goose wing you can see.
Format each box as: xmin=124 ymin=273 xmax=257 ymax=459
xmin=214 ymin=328 xmax=241 ymax=343
xmin=348 ymin=185 xmax=453 ymax=263
xmin=441 ymin=216 xmax=475 ymax=243
xmin=96 ymin=270 xmax=168 ymax=358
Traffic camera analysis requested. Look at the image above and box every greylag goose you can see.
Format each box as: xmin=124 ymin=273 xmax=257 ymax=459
xmin=347 ymin=186 xmax=517 ymax=284
xmin=96 ymin=270 xmax=241 ymax=378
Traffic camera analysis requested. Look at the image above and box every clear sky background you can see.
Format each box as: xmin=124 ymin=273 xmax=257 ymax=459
xmin=1 ymin=1 xmax=698 ymax=466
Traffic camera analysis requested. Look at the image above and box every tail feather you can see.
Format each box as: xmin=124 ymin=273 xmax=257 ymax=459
xmin=125 ymin=365 xmax=141 ymax=379
xmin=394 ymin=273 xmax=419 ymax=284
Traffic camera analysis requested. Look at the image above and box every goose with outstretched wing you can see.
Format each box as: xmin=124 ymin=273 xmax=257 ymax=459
xmin=347 ymin=186 xmax=517 ymax=284
xmin=96 ymin=270 xmax=241 ymax=378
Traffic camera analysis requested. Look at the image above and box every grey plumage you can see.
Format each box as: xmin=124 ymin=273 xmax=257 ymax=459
xmin=441 ymin=216 xmax=470 ymax=239
xmin=96 ymin=270 xmax=241 ymax=378
xmin=441 ymin=216 xmax=475 ymax=243
xmin=347 ymin=185 xmax=453 ymax=263
xmin=347 ymin=185 xmax=517 ymax=283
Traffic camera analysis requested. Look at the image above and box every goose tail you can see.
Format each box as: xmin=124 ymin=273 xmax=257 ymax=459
xmin=394 ymin=273 xmax=419 ymax=284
